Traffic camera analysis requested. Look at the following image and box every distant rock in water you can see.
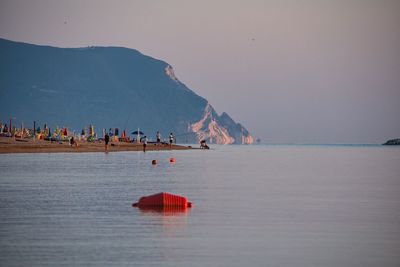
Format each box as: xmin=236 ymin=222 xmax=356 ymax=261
xmin=0 ymin=38 xmax=253 ymax=144
xmin=383 ymin=139 xmax=400 ymax=145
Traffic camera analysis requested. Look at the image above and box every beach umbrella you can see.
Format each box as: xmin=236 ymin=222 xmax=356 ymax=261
xmin=131 ymin=130 xmax=144 ymax=135
xmin=132 ymin=128 xmax=144 ymax=144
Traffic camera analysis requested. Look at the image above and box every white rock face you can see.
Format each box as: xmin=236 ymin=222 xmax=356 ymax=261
xmin=165 ymin=65 xmax=179 ymax=82
xmin=164 ymin=65 xmax=253 ymax=145
xmin=190 ymin=104 xmax=253 ymax=145
xmin=242 ymin=135 xmax=254 ymax=145
xmin=207 ymin=119 xmax=235 ymax=144
xmin=0 ymin=38 xmax=254 ymax=143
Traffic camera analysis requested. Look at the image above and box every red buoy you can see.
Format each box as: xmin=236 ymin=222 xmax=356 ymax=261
xmin=169 ymin=157 xmax=176 ymax=163
xmin=132 ymin=192 xmax=192 ymax=208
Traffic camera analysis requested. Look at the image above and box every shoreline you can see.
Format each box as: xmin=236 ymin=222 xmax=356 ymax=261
xmin=0 ymin=137 xmax=193 ymax=154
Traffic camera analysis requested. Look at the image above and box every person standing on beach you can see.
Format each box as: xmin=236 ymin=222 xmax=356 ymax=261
xmin=69 ymin=136 xmax=75 ymax=146
xmin=156 ymin=131 xmax=161 ymax=144
xmin=104 ymin=133 xmax=110 ymax=152
xmin=169 ymin=133 xmax=174 ymax=149
xmin=142 ymin=136 xmax=148 ymax=152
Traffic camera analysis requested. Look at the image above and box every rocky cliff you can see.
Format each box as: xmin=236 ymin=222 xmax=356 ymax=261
xmin=190 ymin=104 xmax=253 ymax=144
xmin=0 ymin=38 xmax=253 ymax=144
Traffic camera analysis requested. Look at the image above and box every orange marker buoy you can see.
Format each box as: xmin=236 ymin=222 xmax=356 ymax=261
xmin=132 ymin=192 xmax=192 ymax=208
xmin=169 ymin=157 xmax=176 ymax=163
xmin=151 ymin=159 xmax=157 ymax=165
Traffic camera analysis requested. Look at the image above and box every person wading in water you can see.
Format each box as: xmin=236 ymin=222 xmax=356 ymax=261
xmin=156 ymin=131 xmax=161 ymax=144
xmin=142 ymin=136 xmax=148 ymax=152
xmin=169 ymin=133 xmax=174 ymax=149
xmin=104 ymin=133 xmax=110 ymax=152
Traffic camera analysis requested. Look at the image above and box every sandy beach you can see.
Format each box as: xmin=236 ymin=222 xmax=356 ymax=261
xmin=0 ymin=137 xmax=192 ymax=154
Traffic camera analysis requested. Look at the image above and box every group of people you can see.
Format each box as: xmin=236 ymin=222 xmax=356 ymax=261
xmin=103 ymin=131 xmax=175 ymax=152
xmin=200 ymin=139 xmax=210 ymax=149
xmin=140 ymin=132 xmax=175 ymax=152
xmin=1 ymin=121 xmax=189 ymax=153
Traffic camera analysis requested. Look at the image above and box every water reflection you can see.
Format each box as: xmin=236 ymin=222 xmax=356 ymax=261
xmin=136 ymin=206 xmax=189 ymax=241
xmin=138 ymin=206 xmax=190 ymax=216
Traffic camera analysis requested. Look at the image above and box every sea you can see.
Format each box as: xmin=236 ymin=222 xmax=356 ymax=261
xmin=0 ymin=145 xmax=399 ymax=267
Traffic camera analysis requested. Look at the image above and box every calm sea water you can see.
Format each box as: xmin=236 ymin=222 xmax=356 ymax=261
xmin=1 ymin=145 xmax=400 ymax=267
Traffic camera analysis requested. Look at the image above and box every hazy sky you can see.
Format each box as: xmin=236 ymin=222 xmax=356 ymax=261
xmin=1 ymin=0 xmax=399 ymax=143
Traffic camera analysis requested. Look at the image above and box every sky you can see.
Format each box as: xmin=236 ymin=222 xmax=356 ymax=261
xmin=1 ymin=0 xmax=399 ymax=144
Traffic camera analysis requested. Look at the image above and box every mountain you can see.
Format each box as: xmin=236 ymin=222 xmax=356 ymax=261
xmin=0 ymin=38 xmax=253 ymax=144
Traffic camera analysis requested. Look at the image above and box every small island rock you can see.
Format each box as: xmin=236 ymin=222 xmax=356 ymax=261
xmin=383 ymin=139 xmax=400 ymax=145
